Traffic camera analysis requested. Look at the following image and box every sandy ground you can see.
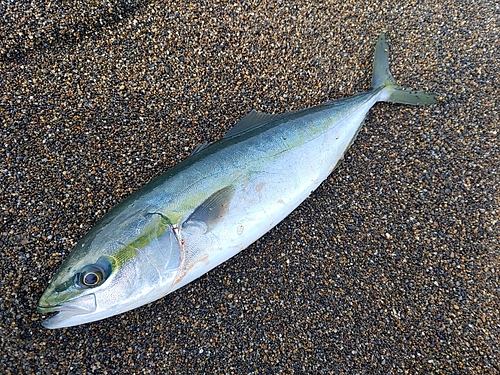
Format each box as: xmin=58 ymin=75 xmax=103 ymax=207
xmin=1 ymin=0 xmax=498 ymax=373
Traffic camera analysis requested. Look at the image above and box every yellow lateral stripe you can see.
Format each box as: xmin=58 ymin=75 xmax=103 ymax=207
xmin=109 ymin=214 xmax=171 ymax=269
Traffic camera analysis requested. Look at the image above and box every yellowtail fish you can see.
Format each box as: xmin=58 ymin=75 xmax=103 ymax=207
xmin=38 ymin=33 xmax=436 ymax=328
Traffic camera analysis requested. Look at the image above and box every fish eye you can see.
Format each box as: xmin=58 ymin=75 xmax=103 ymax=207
xmin=76 ymin=257 xmax=111 ymax=289
xmin=81 ymin=268 xmax=103 ymax=287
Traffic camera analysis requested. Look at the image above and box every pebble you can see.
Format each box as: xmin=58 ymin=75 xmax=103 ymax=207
xmin=1 ymin=0 xmax=499 ymax=373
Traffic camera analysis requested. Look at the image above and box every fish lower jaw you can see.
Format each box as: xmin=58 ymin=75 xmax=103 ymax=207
xmin=37 ymin=293 xmax=98 ymax=329
xmin=37 ymin=304 xmax=59 ymax=314
xmin=38 ymin=305 xmax=98 ymax=329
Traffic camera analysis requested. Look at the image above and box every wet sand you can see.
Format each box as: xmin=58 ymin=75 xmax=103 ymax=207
xmin=1 ymin=0 xmax=498 ymax=373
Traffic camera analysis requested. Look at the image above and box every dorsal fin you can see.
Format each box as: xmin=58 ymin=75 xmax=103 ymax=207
xmin=223 ymin=110 xmax=282 ymax=138
xmin=190 ymin=142 xmax=211 ymax=156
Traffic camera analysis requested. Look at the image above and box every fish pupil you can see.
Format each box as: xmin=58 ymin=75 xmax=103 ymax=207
xmin=84 ymin=272 xmax=99 ymax=286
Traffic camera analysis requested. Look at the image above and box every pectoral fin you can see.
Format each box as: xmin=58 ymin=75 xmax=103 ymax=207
xmin=182 ymin=185 xmax=235 ymax=230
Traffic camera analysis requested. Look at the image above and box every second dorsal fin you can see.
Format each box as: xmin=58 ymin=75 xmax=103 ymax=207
xmin=223 ymin=110 xmax=282 ymax=138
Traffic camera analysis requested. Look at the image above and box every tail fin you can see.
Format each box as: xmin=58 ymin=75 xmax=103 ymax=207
xmin=372 ymin=33 xmax=437 ymax=105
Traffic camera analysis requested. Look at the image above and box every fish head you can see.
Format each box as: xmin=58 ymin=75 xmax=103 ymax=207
xmin=38 ymin=207 xmax=182 ymax=329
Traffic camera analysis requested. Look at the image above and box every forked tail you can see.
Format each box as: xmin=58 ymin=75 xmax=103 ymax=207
xmin=372 ymin=33 xmax=437 ymax=105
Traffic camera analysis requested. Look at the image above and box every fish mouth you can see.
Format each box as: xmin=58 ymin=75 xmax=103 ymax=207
xmin=37 ymin=293 xmax=97 ymax=329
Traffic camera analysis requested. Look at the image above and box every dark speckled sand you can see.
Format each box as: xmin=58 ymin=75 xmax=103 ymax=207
xmin=1 ymin=0 xmax=498 ymax=373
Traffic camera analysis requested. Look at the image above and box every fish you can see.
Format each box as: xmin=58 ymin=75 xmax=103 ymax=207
xmin=37 ymin=33 xmax=436 ymax=329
